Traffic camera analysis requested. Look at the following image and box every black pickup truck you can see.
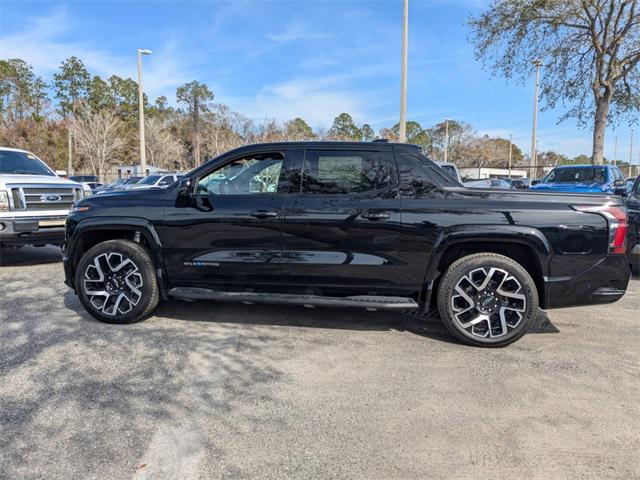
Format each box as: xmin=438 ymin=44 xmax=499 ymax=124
xmin=63 ymin=142 xmax=631 ymax=347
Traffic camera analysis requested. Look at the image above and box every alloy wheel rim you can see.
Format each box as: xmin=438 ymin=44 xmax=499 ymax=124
xmin=451 ymin=267 xmax=527 ymax=339
xmin=83 ymin=252 xmax=143 ymax=316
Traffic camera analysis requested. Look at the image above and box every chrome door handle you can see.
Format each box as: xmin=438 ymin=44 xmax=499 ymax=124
xmin=360 ymin=212 xmax=390 ymax=221
xmin=250 ymin=210 xmax=278 ymax=219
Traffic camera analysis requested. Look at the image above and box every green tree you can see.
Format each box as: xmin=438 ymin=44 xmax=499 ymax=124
xmin=391 ymin=120 xmax=430 ymax=148
xmin=86 ymin=75 xmax=111 ymax=112
xmin=469 ymin=0 xmax=640 ymax=165
xmin=327 ymin=112 xmax=362 ymax=141
xmin=285 ymin=117 xmax=315 ymax=140
xmin=0 ymin=58 xmax=48 ymax=123
xmin=361 ymin=123 xmax=375 ymax=142
xmin=53 ymin=56 xmax=90 ymax=116
xmin=107 ymin=75 xmax=141 ymax=123
xmin=177 ymin=80 xmax=214 ymax=165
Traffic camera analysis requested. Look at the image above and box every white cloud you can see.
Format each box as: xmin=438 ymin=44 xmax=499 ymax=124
xmin=227 ymin=76 xmax=368 ymax=128
xmin=0 ymin=9 xmax=194 ymax=101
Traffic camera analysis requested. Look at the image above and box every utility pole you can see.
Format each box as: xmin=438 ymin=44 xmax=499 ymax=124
xmin=137 ymin=48 xmax=152 ymax=176
xmin=508 ymin=134 xmax=513 ymax=178
xmin=613 ymin=136 xmax=618 ymax=166
xmin=398 ymin=0 xmax=409 ymax=143
xmin=530 ymin=59 xmax=542 ymax=180
xmin=444 ymin=119 xmax=449 ymax=162
xmin=629 ymin=129 xmax=634 ymax=178
xmin=67 ymin=124 xmax=72 ymax=177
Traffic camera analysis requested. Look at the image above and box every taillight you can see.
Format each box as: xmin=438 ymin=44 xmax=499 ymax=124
xmin=573 ymin=205 xmax=628 ymax=254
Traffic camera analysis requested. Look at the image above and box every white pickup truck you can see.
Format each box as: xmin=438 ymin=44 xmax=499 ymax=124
xmin=0 ymin=147 xmax=91 ymax=249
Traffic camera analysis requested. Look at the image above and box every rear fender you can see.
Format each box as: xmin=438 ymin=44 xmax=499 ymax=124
xmin=421 ymin=225 xmax=552 ymax=311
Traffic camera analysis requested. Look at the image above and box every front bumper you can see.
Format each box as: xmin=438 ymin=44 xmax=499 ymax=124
xmin=0 ymin=215 xmax=67 ymax=246
xmin=543 ymin=255 xmax=631 ymax=309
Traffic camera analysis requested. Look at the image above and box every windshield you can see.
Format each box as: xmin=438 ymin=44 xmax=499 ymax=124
xmin=138 ymin=175 xmax=162 ymax=185
xmin=124 ymin=177 xmax=141 ymax=184
xmin=439 ymin=165 xmax=458 ymax=180
xmin=543 ymin=167 xmax=607 ymax=184
xmin=0 ymin=150 xmax=55 ymax=176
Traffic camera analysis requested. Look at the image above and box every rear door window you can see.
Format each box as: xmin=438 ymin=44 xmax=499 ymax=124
xmin=301 ymin=149 xmax=394 ymax=195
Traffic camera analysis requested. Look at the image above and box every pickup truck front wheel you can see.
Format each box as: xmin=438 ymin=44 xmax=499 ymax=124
xmin=75 ymin=239 xmax=159 ymax=324
xmin=437 ymin=253 xmax=538 ymax=347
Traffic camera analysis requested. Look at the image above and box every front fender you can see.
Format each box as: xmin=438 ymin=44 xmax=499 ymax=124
xmin=64 ymin=216 xmax=164 ymax=290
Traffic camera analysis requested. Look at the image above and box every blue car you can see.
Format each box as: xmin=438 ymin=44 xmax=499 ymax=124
xmin=530 ymin=164 xmax=628 ymax=195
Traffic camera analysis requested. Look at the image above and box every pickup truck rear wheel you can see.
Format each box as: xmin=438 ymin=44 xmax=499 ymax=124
xmin=75 ymin=239 xmax=159 ymax=324
xmin=437 ymin=253 xmax=538 ymax=347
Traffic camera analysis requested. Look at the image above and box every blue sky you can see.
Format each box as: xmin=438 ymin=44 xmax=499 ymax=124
xmin=0 ymin=0 xmax=637 ymax=161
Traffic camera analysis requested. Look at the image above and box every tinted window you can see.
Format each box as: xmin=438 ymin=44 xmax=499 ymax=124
xmin=543 ymin=167 xmax=607 ymax=184
xmin=138 ymin=175 xmax=162 ymax=185
xmin=301 ymin=150 xmax=392 ymax=195
xmin=158 ymin=175 xmax=174 ymax=186
xmin=397 ymin=152 xmax=455 ymax=198
xmin=0 ymin=150 xmax=54 ymax=176
xmin=198 ymin=152 xmax=284 ymax=195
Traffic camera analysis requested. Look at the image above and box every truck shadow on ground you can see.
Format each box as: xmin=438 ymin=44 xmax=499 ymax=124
xmin=64 ymin=291 xmax=560 ymax=346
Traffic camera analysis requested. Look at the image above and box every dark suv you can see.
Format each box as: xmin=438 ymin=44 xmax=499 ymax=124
xmin=63 ymin=142 xmax=631 ymax=347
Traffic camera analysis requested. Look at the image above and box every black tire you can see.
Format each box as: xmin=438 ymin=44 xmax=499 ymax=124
xmin=75 ymin=239 xmax=159 ymax=324
xmin=437 ymin=253 xmax=539 ymax=347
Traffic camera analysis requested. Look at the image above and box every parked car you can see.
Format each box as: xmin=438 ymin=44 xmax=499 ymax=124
xmin=69 ymin=175 xmax=98 ymax=183
xmin=63 ymin=142 xmax=630 ymax=347
xmin=626 ymin=176 xmax=640 ymax=275
xmin=463 ymin=178 xmax=513 ymax=189
xmin=94 ymin=176 xmax=142 ymax=194
xmin=530 ymin=164 xmax=627 ymax=195
xmin=509 ymin=178 xmax=530 ymax=189
xmin=126 ymin=173 xmax=182 ymax=190
xmin=0 ymin=147 xmax=91 ymax=248
xmin=435 ymin=162 xmax=462 ymax=183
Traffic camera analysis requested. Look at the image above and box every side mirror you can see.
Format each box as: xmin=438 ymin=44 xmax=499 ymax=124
xmin=613 ymin=180 xmax=627 ymax=196
xmin=175 ymin=177 xmax=194 ymax=208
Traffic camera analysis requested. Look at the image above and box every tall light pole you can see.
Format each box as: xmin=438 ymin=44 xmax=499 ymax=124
xmin=398 ymin=0 xmax=409 ymax=143
xmin=629 ymin=129 xmax=634 ymax=177
xmin=508 ymin=134 xmax=513 ymax=178
xmin=530 ymin=59 xmax=543 ymax=179
xmin=444 ymin=119 xmax=449 ymax=162
xmin=613 ymin=135 xmax=618 ymax=165
xmin=137 ymin=48 xmax=152 ymax=175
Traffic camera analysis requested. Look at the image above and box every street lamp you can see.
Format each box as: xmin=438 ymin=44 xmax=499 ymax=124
xmin=530 ymin=59 xmax=543 ymax=179
xmin=398 ymin=0 xmax=409 ymax=143
xmin=137 ymin=48 xmax=152 ymax=175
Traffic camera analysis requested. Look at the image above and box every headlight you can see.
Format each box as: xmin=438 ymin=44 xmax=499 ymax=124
xmin=0 ymin=191 xmax=8 ymax=211
xmin=83 ymin=186 xmax=93 ymax=197
xmin=73 ymin=188 xmax=83 ymax=202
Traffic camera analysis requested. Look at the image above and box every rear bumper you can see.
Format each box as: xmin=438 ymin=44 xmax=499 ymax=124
xmin=543 ymin=255 xmax=631 ymax=309
xmin=629 ymin=244 xmax=640 ymax=272
xmin=0 ymin=216 xmax=67 ymax=246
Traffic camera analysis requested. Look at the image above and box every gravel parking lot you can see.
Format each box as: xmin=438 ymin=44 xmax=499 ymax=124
xmin=1 ymin=246 xmax=639 ymax=479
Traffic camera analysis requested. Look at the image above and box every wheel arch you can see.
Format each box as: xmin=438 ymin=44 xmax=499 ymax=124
xmin=422 ymin=226 xmax=551 ymax=311
xmin=66 ymin=217 xmax=165 ymax=290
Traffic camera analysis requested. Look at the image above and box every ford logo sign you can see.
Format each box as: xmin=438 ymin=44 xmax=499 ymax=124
xmin=40 ymin=194 xmax=62 ymax=202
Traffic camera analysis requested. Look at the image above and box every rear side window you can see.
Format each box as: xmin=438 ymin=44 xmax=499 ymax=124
xmin=396 ymin=152 xmax=455 ymax=198
xmin=301 ymin=150 xmax=393 ymax=195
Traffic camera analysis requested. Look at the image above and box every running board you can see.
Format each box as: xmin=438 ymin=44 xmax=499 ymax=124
xmin=168 ymin=287 xmax=419 ymax=311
